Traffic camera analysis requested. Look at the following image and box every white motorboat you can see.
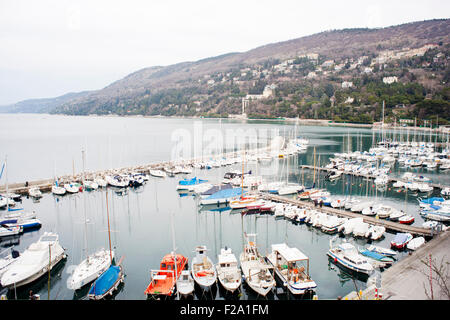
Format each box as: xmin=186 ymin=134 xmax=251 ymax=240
xmin=191 ymin=183 xmax=214 ymax=194
xmin=64 ymin=182 xmax=81 ymax=193
xmin=352 ymin=221 xmax=370 ymax=238
xmin=374 ymin=175 xmax=389 ymax=186
xmin=327 ymin=240 xmax=374 ymax=275
xmin=28 ymin=187 xmax=42 ymax=198
xmin=176 ymin=270 xmax=194 ymax=298
xmin=191 ymin=245 xmax=217 ymax=291
xmin=239 ymin=234 xmax=275 ymax=296
xmin=105 ymin=175 xmax=128 ymax=188
xmin=149 ymin=169 xmax=167 ymax=178
xmin=441 ymin=187 xmax=450 ymax=197
xmin=266 ymin=243 xmax=317 ymax=295
xmin=406 ymin=237 xmax=425 ymax=251
xmin=331 ymin=198 xmax=346 ymax=208
xmin=1 ymin=232 xmax=66 ymax=288
xmin=389 ymin=209 xmax=406 ymax=221
xmin=83 ymin=180 xmax=99 ymax=191
xmin=216 ymin=247 xmax=241 ymax=294
xmin=67 ymin=249 xmax=114 ymax=290
xmin=350 ymin=201 xmax=374 ymax=213
xmin=366 ymin=225 xmax=385 ymax=240
xmin=418 ymin=183 xmax=433 ymax=193
xmin=373 ymin=205 xmax=395 ymax=219
xmin=51 ymin=184 xmax=66 ymax=196
xmin=0 ymin=248 xmax=21 ymax=279
xmin=278 ymin=184 xmax=304 ymax=196
xmin=340 ymin=217 xmax=364 ymax=236
xmin=392 ymin=180 xmax=405 ymax=188
xmin=94 ymin=177 xmax=107 ymax=188
xmin=0 ymin=224 xmax=23 ymax=238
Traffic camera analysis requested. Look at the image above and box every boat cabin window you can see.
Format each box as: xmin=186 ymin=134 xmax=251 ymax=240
xmin=161 ymin=263 xmax=167 ymax=269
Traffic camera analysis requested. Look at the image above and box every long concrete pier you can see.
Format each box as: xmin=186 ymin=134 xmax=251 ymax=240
xmin=0 ymin=145 xmax=273 ymax=195
xmin=261 ymin=193 xmax=433 ymax=237
xmin=301 ymin=165 xmax=449 ymax=191
xmin=344 ymin=230 xmax=450 ymax=300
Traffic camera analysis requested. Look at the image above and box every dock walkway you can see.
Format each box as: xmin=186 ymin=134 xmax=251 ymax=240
xmin=261 ymin=193 xmax=432 ymax=237
xmin=300 ymin=165 xmax=449 ymax=191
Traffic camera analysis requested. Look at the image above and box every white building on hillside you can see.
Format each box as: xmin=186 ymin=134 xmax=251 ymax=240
xmin=383 ymin=76 xmax=398 ymax=84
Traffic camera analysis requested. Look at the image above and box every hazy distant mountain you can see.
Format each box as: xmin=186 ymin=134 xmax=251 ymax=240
xmin=4 ymin=19 xmax=449 ymax=122
xmin=0 ymin=91 xmax=91 ymax=114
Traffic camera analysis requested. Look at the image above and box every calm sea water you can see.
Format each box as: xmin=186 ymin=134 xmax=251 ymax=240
xmin=0 ymin=114 xmax=448 ymax=300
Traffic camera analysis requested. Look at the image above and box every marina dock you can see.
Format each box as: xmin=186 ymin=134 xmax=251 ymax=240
xmin=260 ymin=193 xmax=433 ymax=237
xmin=300 ymin=165 xmax=450 ymax=191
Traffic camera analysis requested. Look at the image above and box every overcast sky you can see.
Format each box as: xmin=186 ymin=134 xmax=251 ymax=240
xmin=0 ymin=0 xmax=448 ymax=105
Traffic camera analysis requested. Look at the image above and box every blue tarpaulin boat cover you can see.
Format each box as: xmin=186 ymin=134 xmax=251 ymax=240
xmin=392 ymin=233 xmax=409 ymax=244
xmin=204 ymin=188 xmax=244 ymax=200
xmin=89 ymin=265 xmax=120 ymax=297
xmin=420 ymin=197 xmax=444 ymax=204
xmin=360 ymin=250 xmax=393 ymax=262
xmin=178 ymin=177 xmax=208 ymax=185
xmin=201 ymin=184 xmax=232 ymax=196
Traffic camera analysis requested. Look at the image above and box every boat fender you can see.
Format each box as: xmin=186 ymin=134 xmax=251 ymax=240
xmin=334 ymin=257 xmax=337 ymax=263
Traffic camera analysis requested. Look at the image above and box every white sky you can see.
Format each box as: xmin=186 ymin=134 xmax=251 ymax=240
xmin=0 ymin=0 xmax=448 ymax=105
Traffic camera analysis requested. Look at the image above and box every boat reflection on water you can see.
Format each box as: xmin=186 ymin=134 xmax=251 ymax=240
xmin=198 ymin=204 xmax=231 ymax=213
xmin=327 ymin=256 xmax=371 ymax=284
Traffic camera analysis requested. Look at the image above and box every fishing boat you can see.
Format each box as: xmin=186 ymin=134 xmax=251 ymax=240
xmin=266 ymin=243 xmax=317 ymax=295
xmin=0 ymin=232 xmax=66 ymax=288
xmin=327 ymin=239 xmax=374 ymax=275
xmin=88 ymin=190 xmax=124 ymax=300
xmin=145 ymin=252 xmax=188 ymax=298
xmin=176 ymin=270 xmax=194 ymax=298
xmin=390 ymin=233 xmax=413 ymax=250
xmin=191 ymin=246 xmax=217 ymax=291
xmin=398 ymin=215 xmax=415 ymax=224
xmin=28 ymin=187 xmax=42 ymax=198
xmin=216 ymin=247 xmax=241 ymax=294
xmin=239 ymin=233 xmax=275 ymax=296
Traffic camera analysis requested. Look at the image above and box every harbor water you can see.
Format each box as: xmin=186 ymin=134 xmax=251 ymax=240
xmin=0 ymin=114 xmax=448 ymax=300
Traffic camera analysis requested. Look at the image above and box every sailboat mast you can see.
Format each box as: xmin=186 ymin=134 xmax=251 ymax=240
xmin=313 ymin=147 xmax=316 ymax=185
xmin=170 ymin=211 xmax=179 ymax=299
xmin=82 ymin=149 xmax=89 ymax=262
xmin=105 ymin=189 xmax=113 ymax=264
xmin=5 ymin=155 xmax=8 ymax=212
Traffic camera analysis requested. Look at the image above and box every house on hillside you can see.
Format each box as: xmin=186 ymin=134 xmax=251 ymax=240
xmin=341 ymin=81 xmax=353 ymax=88
xmin=383 ymin=76 xmax=398 ymax=84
